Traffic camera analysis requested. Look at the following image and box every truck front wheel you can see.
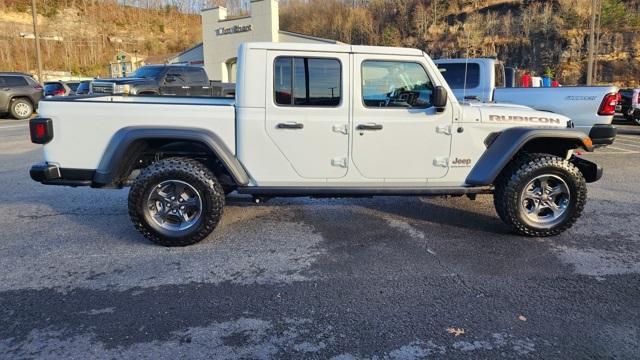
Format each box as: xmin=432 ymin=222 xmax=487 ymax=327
xmin=494 ymin=154 xmax=587 ymax=237
xmin=128 ymin=157 xmax=225 ymax=246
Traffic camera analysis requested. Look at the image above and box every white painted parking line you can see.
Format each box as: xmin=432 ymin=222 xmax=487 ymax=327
xmin=617 ymin=135 xmax=640 ymax=141
xmin=590 ymin=151 xmax=639 ymax=155
xmin=0 ymin=124 xmax=28 ymax=130
xmin=614 ymin=140 xmax=640 ymax=148
xmin=590 ymin=145 xmax=639 ymax=155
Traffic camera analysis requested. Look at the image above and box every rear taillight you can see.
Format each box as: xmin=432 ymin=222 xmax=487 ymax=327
xmin=34 ymin=84 xmax=43 ymax=91
xmin=30 ymin=118 xmax=53 ymax=144
xmin=598 ymin=92 xmax=618 ymax=116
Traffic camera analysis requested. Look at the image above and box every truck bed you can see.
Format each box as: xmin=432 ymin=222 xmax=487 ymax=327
xmin=37 ymin=95 xmax=236 ymax=170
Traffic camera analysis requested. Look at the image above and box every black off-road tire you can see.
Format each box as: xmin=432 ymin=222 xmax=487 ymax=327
xmin=128 ymin=157 xmax=225 ymax=246
xmin=493 ymin=153 xmax=587 ymax=237
xmin=9 ymin=98 xmax=34 ymax=120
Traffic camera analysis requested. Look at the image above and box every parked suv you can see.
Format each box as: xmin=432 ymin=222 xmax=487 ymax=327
xmin=0 ymin=72 xmax=43 ymax=119
xmin=91 ymin=65 xmax=213 ymax=96
xmin=618 ymin=88 xmax=640 ymax=125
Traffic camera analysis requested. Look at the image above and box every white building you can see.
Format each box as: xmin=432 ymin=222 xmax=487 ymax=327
xmin=169 ymin=0 xmax=341 ymax=82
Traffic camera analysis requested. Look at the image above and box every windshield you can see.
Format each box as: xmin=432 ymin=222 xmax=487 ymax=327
xmin=44 ymin=83 xmax=64 ymax=93
xmin=76 ymin=82 xmax=90 ymax=93
xmin=67 ymin=82 xmax=80 ymax=91
xmin=131 ymin=66 xmax=164 ymax=79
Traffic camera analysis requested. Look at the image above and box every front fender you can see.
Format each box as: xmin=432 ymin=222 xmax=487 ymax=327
xmin=466 ymin=127 xmax=593 ymax=186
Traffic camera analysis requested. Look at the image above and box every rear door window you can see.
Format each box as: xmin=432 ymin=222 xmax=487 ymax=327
xmin=438 ymin=63 xmax=480 ymax=89
xmin=5 ymin=76 xmax=28 ymax=87
xmin=187 ymin=67 xmax=207 ymax=85
xmin=165 ymin=70 xmax=187 ymax=85
xmin=274 ymin=57 xmax=341 ymax=107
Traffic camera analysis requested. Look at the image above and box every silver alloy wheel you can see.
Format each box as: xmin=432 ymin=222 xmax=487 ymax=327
xmin=13 ymin=102 xmax=31 ymax=118
xmin=146 ymin=180 xmax=203 ymax=232
xmin=520 ymin=174 xmax=570 ymax=227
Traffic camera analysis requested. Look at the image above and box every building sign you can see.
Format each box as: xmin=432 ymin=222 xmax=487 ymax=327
xmin=215 ymin=24 xmax=252 ymax=36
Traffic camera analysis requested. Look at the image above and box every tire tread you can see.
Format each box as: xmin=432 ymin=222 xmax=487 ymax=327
xmin=494 ymin=153 xmax=587 ymax=237
xmin=128 ymin=157 xmax=224 ymax=246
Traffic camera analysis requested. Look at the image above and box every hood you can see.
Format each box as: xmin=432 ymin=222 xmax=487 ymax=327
xmin=93 ymin=78 xmax=154 ymax=85
xmin=464 ymin=103 xmax=571 ymax=128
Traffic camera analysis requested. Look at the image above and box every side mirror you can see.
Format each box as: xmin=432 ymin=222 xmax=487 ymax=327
xmin=432 ymin=86 xmax=448 ymax=111
xmin=165 ymin=75 xmax=176 ymax=83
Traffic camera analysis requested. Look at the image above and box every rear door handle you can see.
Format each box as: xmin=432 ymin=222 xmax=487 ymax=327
xmin=276 ymin=122 xmax=304 ymax=130
xmin=356 ymin=123 xmax=383 ymax=131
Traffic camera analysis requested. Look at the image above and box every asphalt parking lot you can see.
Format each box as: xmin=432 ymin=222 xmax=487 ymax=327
xmin=0 ymin=118 xmax=639 ymax=359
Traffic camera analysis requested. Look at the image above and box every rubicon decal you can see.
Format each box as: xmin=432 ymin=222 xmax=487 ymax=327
xmin=488 ymin=115 xmax=562 ymax=124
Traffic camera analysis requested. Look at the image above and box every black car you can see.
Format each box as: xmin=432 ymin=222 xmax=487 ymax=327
xmin=0 ymin=72 xmax=43 ymax=119
xmin=90 ymin=65 xmax=213 ymax=96
xmin=618 ymin=88 xmax=639 ymax=125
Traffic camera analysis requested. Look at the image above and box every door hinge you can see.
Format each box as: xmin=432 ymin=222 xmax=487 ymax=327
xmin=331 ymin=157 xmax=348 ymax=168
xmin=436 ymin=124 xmax=452 ymax=135
xmin=332 ymin=124 xmax=348 ymax=135
xmin=433 ymin=157 xmax=449 ymax=167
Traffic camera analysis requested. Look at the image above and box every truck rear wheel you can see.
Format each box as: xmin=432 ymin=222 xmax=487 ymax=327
xmin=494 ymin=153 xmax=587 ymax=237
xmin=128 ymin=157 xmax=225 ymax=246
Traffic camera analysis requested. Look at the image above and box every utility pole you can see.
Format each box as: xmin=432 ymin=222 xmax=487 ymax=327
xmin=586 ymin=0 xmax=597 ymax=86
xmin=31 ymin=0 xmax=44 ymax=83
xmin=593 ymin=0 xmax=602 ymax=84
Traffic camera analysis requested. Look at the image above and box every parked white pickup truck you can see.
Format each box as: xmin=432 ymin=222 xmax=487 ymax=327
xmin=30 ymin=42 xmax=602 ymax=246
xmin=434 ymin=58 xmax=619 ymax=145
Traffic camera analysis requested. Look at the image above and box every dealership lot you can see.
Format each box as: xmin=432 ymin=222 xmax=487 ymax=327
xmin=0 ymin=120 xmax=639 ymax=359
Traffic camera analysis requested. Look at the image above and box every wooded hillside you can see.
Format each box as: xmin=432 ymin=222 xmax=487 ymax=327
xmin=281 ymin=0 xmax=640 ymax=86
xmin=0 ymin=0 xmax=203 ymax=76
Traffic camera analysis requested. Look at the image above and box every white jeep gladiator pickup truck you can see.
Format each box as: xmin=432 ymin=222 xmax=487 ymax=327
xmin=29 ymin=42 xmax=602 ymax=246
xmin=434 ymin=58 xmax=619 ymax=145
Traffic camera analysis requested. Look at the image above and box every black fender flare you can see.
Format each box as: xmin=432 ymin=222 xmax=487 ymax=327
xmin=466 ymin=127 xmax=595 ymax=186
xmin=93 ymin=127 xmax=250 ymax=186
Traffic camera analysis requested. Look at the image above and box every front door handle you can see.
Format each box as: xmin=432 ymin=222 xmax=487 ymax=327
xmin=356 ymin=123 xmax=383 ymax=131
xmin=276 ymin=122 xmax=304 ymax=130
